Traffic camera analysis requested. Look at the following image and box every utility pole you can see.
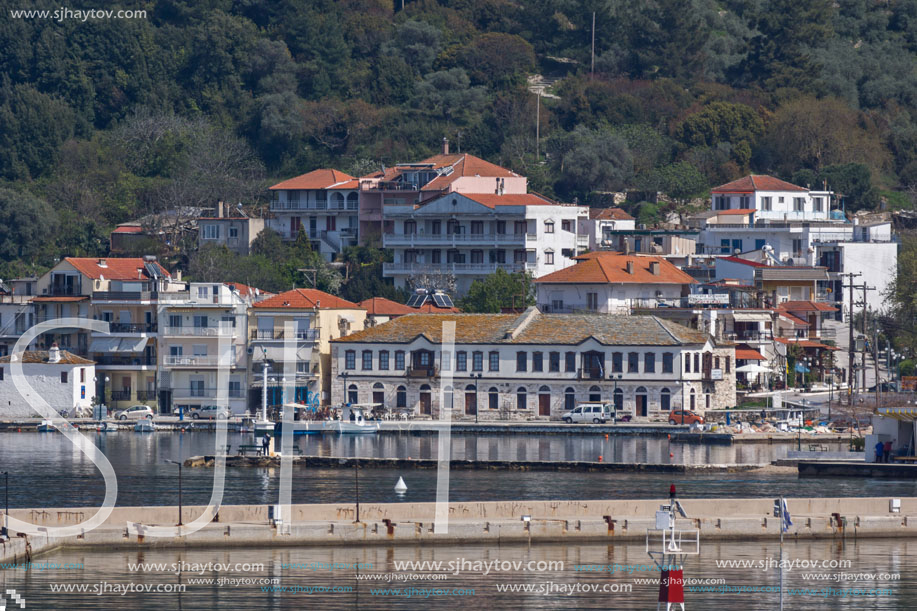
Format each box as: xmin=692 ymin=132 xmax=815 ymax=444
xmin=591 ymin=12 xmax=596 ymax=78
xmin=535 ymin=92 xmax=540 ymax=161
xmin=297 ymin=268 xmax=318 ymax=289
xmin=841 ymin=272 xmax=861 ymax=405
xmin=860 ymin=284 xmax=875 ymax=393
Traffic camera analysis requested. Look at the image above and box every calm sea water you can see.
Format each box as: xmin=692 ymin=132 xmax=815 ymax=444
xmin=0 ymin=431 xmax=906 ymax=509
xmin=2 ymin=539 xmax=912 ymax=609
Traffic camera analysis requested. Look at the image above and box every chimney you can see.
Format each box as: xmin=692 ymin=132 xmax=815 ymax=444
xmin=48 ymin=342 xmax=61 ymax=363
xmin=217 ymin=200 xmax=224 ymax=218
xmin=650 ymin=261 xmax=660 ymax=275
xmin=626 ymin=260 xmax=635 ymax=274
xmin=176 ymin=270 xmax=182 ymax=282
xmin=442 ymin=137 xmax=449 ymax=155
xmin=98 ymin=258 xmax=107 ymax=268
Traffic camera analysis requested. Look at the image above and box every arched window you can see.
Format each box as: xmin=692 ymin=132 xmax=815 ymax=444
xmin=372 ymin=382 xmax=385 ymax=408
xmin=347 ymin=384 xmax=358 ymax=405
xmin=332 ymin=192 xmax=345 ymax=208
xmin=443 ymin=385 xmax=453 ymax=410
xmin=564 ymin=387 xmax=576 ymax=412
xmin=396 ymin=385 xmax=407 ymax=408
xmin=660 ymin=387 xmax=671 ymax=412
xmin=689 ymin=388 xmax=696 ymax=411
xmin=346 ymin=192 xmax=358 ymax=209
xmin=489 ymin=387 xmax=499 ymax=410
xmin=465 ymin=384 xmax=477 ymax=415
xmin=516 ymin=387 xmax=527 ymax=411
xmin=589 ymin=385 xmax=601 ymax=402
xmin=613 ymin=388 xmax=623 ymax=411
xmin=635 ymin=386 xmax=648 ymax=417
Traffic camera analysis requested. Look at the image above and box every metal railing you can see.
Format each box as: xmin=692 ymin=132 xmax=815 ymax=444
xmin=383 ymin=262 xmax=535 ymax=275
xmin=250 ymin=329 xmax=320 ymax=341
xmin=104 ymin=322 xmax=157 ymax=334
xmin=171 ymin=387 xmax=245 ymax=398
xmin=94 ymin=357 xmax=156 ymax=367
xmin=136 ymin=390 xmax=157 ymax=401
xmin=578 ymin=368 xmax=604 ymax=380
xmin=163 ymin=355 xmax=220 ymax=367
xmin=110 ymin=390 xmax=132 ymax=401
xmin=92 ymin=291 xmax=153 ymax=301
xmin=163 ymin=326 xmax=233 ymax=337
xmin=383 ymin=233 xmax=531 ymax=245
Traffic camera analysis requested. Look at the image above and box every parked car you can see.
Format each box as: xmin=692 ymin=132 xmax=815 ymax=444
xmin=668 ymin=410 xmax=704 ymax=425
xmin=113 ymin=405 xmax=154 ymax=420
xmin=867 ymin=382 xmax=899 ymax=393
xmin=191 ymin=405 xmax=231 ymax=420
xmin=563 ymin=402 xmax=613 ymax=424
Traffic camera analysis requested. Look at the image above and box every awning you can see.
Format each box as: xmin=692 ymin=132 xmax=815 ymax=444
xmin=89 ymin=338 xmax=121 ymax=353
xmin=118 ymin=337 xmax=149 ymax=353
xmin=735 ymin=347 xmax=765 ymax=360
xmin=732 ymin=312 xmax=772 ymax=322
xmin=877 ymin=407 xmax=917 ymax=421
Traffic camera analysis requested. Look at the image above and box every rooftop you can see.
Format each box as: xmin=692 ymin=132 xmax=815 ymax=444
xmin=0 ymin=350 xmax=94 ymax=365
xmin=777 ymin=300 xmax=838 ymax=313
xmin=334 ymin=310 xmax=709 ymax=346
xmin=458 ymin=192 xmax=558 ymax=208
xmin=358 ymin=296 xmax=459 ymax=315
xmin=712 ymin=175 xmax=808 ymax=193
xmin=65 ymin=258 xmax=169 ymax=281
xmin=535 ymin=252 xmax=696 ymax=285
xmin=269 ymin=169 xmax=356 ymax=191
xmin=253 ymin=288 xmax=362 ymax=310
xmin=589 ymin=207 xmax=634 ymax=221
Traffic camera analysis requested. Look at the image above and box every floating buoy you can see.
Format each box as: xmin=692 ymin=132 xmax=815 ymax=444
xmin=394 ymin=476 xmax=408 ymax=493
xmin=667 ymin=434 xmax=671 ymax=440
xmin=669 ymin=452 xmax=674 ymax=458
xmin=604 ymin=434 xmax=609 ymax=440
xmin=598 ymin=455 xmax=603 ymax=462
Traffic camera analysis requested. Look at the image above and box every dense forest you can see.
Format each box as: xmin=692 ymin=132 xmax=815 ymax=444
xmin=3 ymin=0 xmax=917 ymax=282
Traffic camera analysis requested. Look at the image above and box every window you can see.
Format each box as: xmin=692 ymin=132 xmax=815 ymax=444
xmin=395 ymin=351 xmax=405 ymax=370
xmin=587 ymin=292 xmax=598 ymax=311
xmin=564 ymin=387 xmax=575 ymax=411
xmin=612 ymin=352 xmax=623 ymax=373
xmin=740 ymin=196 xmax=750 ymax=208
xmin=516 ymin=351 xmax=527 ymax=372
xmin=725 ymin=356 xmax=731 ymax=373
xmin=545 ymin=251 xmax=554 ymax=265
xmin=379 ymin=351 xmax=389 ymax=370
xmin=516 ymin=387 xmax=527 ymax=410
xmin=361 ymin=351 xmax=372 ymax=370
xmin=489 ymin=351 xmax=500 ymax=371
xmin=471 ymin=250 xmax=484 ymax=264
xmin=228 ymin=226 xmax=239 ymax=239
xmin=545 ymin=221 xmax=554 ymax=233
xmin=589 ymin=385 xmax=601 ymax=402
xmin=80 ymin=368 xmax=85 ymax=383
xmin=489 ymin=387 xmax=499 ymax=410
xmin=693 ymin=353 xmax=700 ymax=372
xmin=197 ymin=286 xmax=208 ymax=299
xmin=496 ymin=220 xmax=506 ymax=235
xmin=761 ymin=196 xmax=772 ymax=211
xmin=720 ymin=239 xmax=731 ymax=255
xmin=551 ymin=299 xmax=564 ymax=312
xmin=565 ymin=351 xmax=576 ymax=372
xmin=755 ymin=239 xmax=766 ymax=250
xmin=793 ymin=197 xmax=805 ymax=212
xmin=348 ymin=384 xmax=358 ymax=404
xmin=628 ymin=352 xmax=639 ymax=372
xmin=471 ymin=220 xmax=483 ymax=234
xmin=431 ymin=250 xmax=441 ymax=264
xmin=472 ymin=351 xmax=483 ymax=372
xmin=193 ymin=315 xmax=208 ymax=328
xmin=396 ymin=386 xmax=406 ymax=408
xmin=417 ymin=351 xmax=432 ymax=367
xmin=813 ymin=197 xmax=823 ymax=212
xmin=192 ymin=344 xmax=207 ymax=357
xmin=202 ymin=224 xmax=220 ymax=239
xmin=644 ymin=352 xmax=656 ymax=373
xmin=456 ymin=351 xmax=468 ymax=371
xmin=345 ymin=350 xmax=356 ymax=370
xmin=792 ymin=238 xmax=803 ymax=257
xmin=549 ymin=352 xmax=560 ymax=372
xmin=169 ymin=314 xmax=182 ymax=328
xmin=685 ymin=353 xmax=691 ymax=373
xmin=532 ymin=352 xmax=543 ymax=372
xmin=660 ymin=388 xmax=671 ymax=412
xmin=61 ymin=371 xmax=68 ymax=383
xmin=439 ymin=350 xmax=450 ymax=371
xmin=662 ymin=353 xmax=674 ymax=373
xmin=0 ymin=368 xmax=4 ymax=381
xmin=715 ymin=356 xmax=721 ymax=370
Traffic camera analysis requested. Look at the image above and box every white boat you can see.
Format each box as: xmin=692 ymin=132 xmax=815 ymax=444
xmin=330 ymin=406 xmax=380 ymax=435
xmin=37 ymin=419 xmax=56 ymax=432
xmin=97 ymin=421 xmax=120 ymax=432
xmin=134 ymin=420 xmax=157 ymax=433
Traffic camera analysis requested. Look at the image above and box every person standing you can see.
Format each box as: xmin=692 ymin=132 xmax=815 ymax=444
xmin=875 ymin=440 xmax=886 ymax=463
xmin=262 ymin=433 xmax=271 ymax=456
xmin=884 ymin=439 xmax=894 ymax=463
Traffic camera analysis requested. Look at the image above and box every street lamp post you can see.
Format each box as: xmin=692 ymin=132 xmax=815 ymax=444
xmin=2 ymin=471 xmax=7 ymax=538
xmin=610 ymin=374 xmax=623 ymax=423
xmin=164 ymin=460 xmax=183 ymax=526
xmin=472 ymin=373 xmax=482 ymax=424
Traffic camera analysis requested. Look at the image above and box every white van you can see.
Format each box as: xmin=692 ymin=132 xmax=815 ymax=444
xmin=562 ymin=402 xmax=613 ymax=424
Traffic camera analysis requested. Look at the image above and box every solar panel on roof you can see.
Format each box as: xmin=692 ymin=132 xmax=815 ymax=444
xmin=144 ymin=263 xmax=163 ymax=279
xmin=432 ymin=293 xmax=453 ymax=308
xmin=406 ymin=295 xmax=423 ymax=307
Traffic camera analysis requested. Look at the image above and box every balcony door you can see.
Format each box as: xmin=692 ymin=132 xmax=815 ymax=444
xmin=419 ymin=384 xmax=431 ymax=415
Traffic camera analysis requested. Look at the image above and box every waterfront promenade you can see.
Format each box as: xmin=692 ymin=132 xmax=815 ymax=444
xmin=3 ymin=497 xmax=916 ymax=565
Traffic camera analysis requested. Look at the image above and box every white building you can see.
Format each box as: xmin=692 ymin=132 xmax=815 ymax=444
xmin=198 ymin=202 xmax=265 ymax=255
xmin=0 ymin=345 xmax=95 ymax=418
xmin=157 ymin=283 xmax=254 ymax=415
xmin=268 ymin=169 xmax=360 ymax=260
xmin=330 ymin=308 xmax=736 ymax=421
xmin=383 ymin=192 xmax=589 ymax=294
xmin=711 ymin=174 xmax=832 ymax=221
xmin=579 ymin=207 xmax=636 ymax=250
xmin=535 ymin=252 xmax=696 ymax=314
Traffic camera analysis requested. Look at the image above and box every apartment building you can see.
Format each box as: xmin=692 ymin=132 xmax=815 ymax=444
xmin=330 ymin=308 xmax=736 ymax=421
xmin=248 ymin=289 xmax=366 ymax=409
xmin=35 ymin=257 xmax=182 ymax=412
xmin=383 ymin=192 xmax=588 ymax=294
xmin=267 ymin=169 xmax=360 ymax=260
xmin=535 ymin=252 xmax=696 ymax=314
xmin=0 ymin=293 xmax=35 ymax=356
xmin=198 ymin=202 xmax=265 ymax=256
xmin=579 ymin=207 xmax=635 ymax=250
xmin=157 ymin=283 xmax=253 ymax=415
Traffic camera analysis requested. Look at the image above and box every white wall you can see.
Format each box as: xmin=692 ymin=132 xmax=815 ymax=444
xmin=536 ymin=283 xmax=686 ymax=313
xmin=838 ymin=242 xmax=898 ymax=313
xmin=0 ymin=362 xmax=95 ymax=418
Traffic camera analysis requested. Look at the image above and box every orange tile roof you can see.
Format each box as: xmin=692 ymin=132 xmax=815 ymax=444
xmin=590 ymin=207 xmax=634 ymax=221
xmin=715 ymin=208 xmax=757 ymax=216
xmin=712 ymin=175 xmax=807 ymax=193
xmin=269 ymin=169 xmax=356 ymax=191
xmin=535 ymin=253 xmax=696 ymax=285
xmin=777 ymin=300 xmax=838 ymax=313
xmin=253 ymin=288 xmax=362 ymax=310
xmin=735 ymin=346 xmax=766 ymax=360
xmin=225 ymin=282 xmax=271 ymax=298
xmin=112 ymin=225 xmax=142 ymax=234
xmin=0 ymin=350 xmax=94 ymax=365
xmin=65 ymin=258 xmax=169 ymax=281
xmin=460 ymin=193 xmax=558 ymax=208
xmin=719 ymin=256 xmax=767 ymax=268
xmin=334 ymin=311 xmax=708 ymax=346
xmin=32 ymin=296 xmax=88 ymax=302
xmin=358 ymin=297 xmax=416 ymax=316
xmin=778 ymin=312 xmax=810 ymax=327
xmin=420 ymin=154 xmax=519 ymax=192
xmin=774 ymin=338 xmax=840 ymax=350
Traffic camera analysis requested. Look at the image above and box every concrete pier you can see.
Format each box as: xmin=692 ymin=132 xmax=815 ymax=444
xmin=798 ymin=461 xmax=917 ymax=478
xmin=2 ymin=497 xmax=916 ymax=564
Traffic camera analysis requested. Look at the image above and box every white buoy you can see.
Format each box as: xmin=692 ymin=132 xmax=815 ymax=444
xmin=394 ymin=476 xmax=408 ymax=493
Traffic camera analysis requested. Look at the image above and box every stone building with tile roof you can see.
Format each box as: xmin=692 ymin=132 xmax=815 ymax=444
xmin=0 ymin=344 xmax=96 ymax=418
xmin=330 ymin=308 xmax=735 ymax=421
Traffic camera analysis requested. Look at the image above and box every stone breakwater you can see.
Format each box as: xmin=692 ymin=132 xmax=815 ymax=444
xmin=2 ymin=497 xmax=916 ymax=564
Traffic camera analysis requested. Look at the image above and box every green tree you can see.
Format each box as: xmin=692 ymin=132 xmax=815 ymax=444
xmin=456 ymin=33 xmax=535 ymax=88
xmin=547 ymin=125 xmax=633 ymax=201
xmin=458 ymin=269 xmax=534 ymax=313
xmin=675 ymin=101 xmax=763 ymax=168
xmin=643 ymin=162 xmax=708 ymax=204
xmin=883 ymin=234 xmax=917 ymax=353
xmin=0 ymin=188 xmax=59 ymax=262
xmin=0 ymin=83 xmax=76 ymax=179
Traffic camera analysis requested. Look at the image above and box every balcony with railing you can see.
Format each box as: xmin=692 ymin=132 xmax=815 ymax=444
xmin=250 ymin=329 xmax=320 ymax=342
xmin=162 ymin=326 xmax=235 ymax=337
xmin=163 ymin=355 xmax=221 ymax=367
xmin=406 ymin=366 xmax=439 ymax=378
xmin=383 ymin=232 xmax=533 ymax=247
xmin=577 ymin=367 xmax=604 ymax=380
xmin=383 ymin=262 xmax=534 ymax=275
xmin=94 ymin=356 xmax=156 ymax=367
xmin=270 ymin=200 xmax=359 ymax=212
xmin=92 ymin=291 xmax=154 ymax=302
xmin=97 ymin=322 xmax=157 ymax=334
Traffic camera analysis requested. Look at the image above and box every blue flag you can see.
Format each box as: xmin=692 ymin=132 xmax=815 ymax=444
xmin=782 ymin=499 xmax=793 ymax=533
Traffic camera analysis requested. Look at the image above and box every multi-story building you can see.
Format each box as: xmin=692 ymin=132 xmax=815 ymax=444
xmin=267 ymin=169 xmax=360 ymax=260
xmin=330 ymin=308 xmax=735 ymax=421
xmin=157 ymin=283 xmax=253 ymax=415
xmin=536 ymin=252 xmax=696 ymax=314
xmin=359 ymin=140 xmax=528 ymax=242
xmin=693 ymin=175 xmax=897 ymax=314
xmin=198 ymin=202 xmax=265 ymax=256
xmin=383 ymin=192 xmax=588 ymax=294
xmin=579 ymin=207 xmax=635 ymax=250
xmin=0 ymin=293 xmax=35 ymax=356
xmin=0 ymin=345 xmax=95 ymax=418
xmin=248 ymin=289 xmax=366 ymax=409
xmin=35 ymin=257 xmax=183 ymax=413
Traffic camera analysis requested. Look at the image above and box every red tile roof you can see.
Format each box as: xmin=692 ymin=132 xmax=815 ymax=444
xmin=777 ymin=301 xmax=838 ymax=313
xmin=715 ymin=208 xmax=757 ymax=216
xmin=269 ymin=169 xmax=356 ymax=191
xmin=712 ymin=175 xmax=807 ymax=193
xmin=461 ymin=193 xmax=558 ymax=208
xmin=735 ymin=346 xmax=766 ymax=360
xmin=420 ymin=154 xmax=519 ymax=191
xmin=719 ymin=256 xmax=767 ymax=268
xmin=778 ymin=312 xmax=810 ymax=327
xmin=112 ymin=225 xmax=142 ymax=234
xmin=774 ymin=338 xmax=840 ymax=350
xmin=0 ymin=350 xmax=94 ymax=365
xmin=65 ymin=258 xmax=169 ymax=280
xmin=253 ymin=288 xmax=362 ymax=310
xmin=225 ymin=282 xmax=271 ymax=299
xmin=32 ymin=296 xmax=89 ymax=302
xmin=589 ymin=207 xmax=634 ymax=221
xmin=535 ymin=252 xmax=696 ymax=285
xmin=358 ymin=297 xmax=416 ymax=316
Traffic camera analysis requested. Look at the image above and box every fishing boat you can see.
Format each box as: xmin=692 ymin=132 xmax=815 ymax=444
xmin=328 ymin=405 xmax=380 ymax=435
xmin=97 ymin=421 xmax=120 ymax=432
xmin=134 ymin=420 xmax=157 ymax=433
xmin=37 ymin=419 xmax=56 ymax=432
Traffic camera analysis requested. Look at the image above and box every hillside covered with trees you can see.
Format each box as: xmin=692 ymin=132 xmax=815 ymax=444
xmin=3 ymin=0 xmax=917 ymax=282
